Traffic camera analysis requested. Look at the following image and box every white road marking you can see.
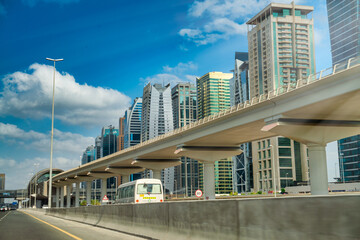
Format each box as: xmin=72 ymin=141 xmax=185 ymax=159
xmin=0 ymin=211 xmax=11 ymax=221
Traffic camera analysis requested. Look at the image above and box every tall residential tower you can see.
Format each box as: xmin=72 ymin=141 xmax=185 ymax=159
xmin=247 ymin=2 xmax=313 ymax=191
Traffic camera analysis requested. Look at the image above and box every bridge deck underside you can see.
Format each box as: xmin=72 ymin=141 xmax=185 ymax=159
xmin=52 ymin=65 xmax=360 ymax=183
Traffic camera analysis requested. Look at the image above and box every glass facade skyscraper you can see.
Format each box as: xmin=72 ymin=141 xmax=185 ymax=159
xmin=141 ymin=83 xmax=174 ymax=192
xmin=231 ymin=52 xmax=253 ymax=193
xmin=81 ymin=145 xmax=96 ymax=165
xmin=171 ymin=83 xmax=199 ymax=197
xmin=124 ymin=97 xmax=142 ymax=149
xmin=101 ymin=125 xmax=119 ymax=195
xmin=197 ymin=72 xmax=233 ymax=194
xmin=327 ymin=0 xmax=360 ymax=182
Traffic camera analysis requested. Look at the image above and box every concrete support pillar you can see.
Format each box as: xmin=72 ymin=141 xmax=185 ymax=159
xmin=152 ymin=170 xmax=161 ymax=180
xmin=121 ymin=175 xmax=130 ymax=184
xmin=66 ymin=185 xmax=71 ymax=208
xmin=101 ymin=178 xmax=107 ymax=204
xmin=55 ymin=187 xmax=60 ymax=208
xmin=308 ymin=144 xmax=329 ymax=195
xmin=75 ymin=182 xmax=80 ymax=207
xmin=203 ymin=162 xmax=215 ymax=200
xmin=86 ymin=181 xmax=91 ymax=205
xmin=60 ymin=186 xmax=64 ymax=208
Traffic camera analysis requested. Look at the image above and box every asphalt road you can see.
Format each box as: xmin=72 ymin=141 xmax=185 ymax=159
xmin=0 ymin=210 xmax=148 ymax=240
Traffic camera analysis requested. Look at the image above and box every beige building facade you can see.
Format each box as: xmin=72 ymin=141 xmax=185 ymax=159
xmin=247 ymin=2 xmax=314 ymax=192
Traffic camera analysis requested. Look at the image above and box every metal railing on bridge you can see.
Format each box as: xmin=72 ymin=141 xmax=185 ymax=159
xmin=109 ymin=56 xmax=360 ymax=156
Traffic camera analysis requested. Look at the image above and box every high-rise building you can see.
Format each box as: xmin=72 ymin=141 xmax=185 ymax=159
xmin=247 ymin=2 xmax=313 ymax=191
xmin=118 ymin=117 xmax=125 ymax=151
xmin=0 ymin=173 xmax=4 ymax=204
xmin=171 ymin=83 xmax=199 ymax=196
xmin=101 ymin=125 xmax=119 ymax=197
xmin=101 ymin=125 xmax=119 ymax=158
xmin=81 ymin=145 xmax=96 ymax=165
xmin=141 ymin=83 xmax=174 ymax=192
xmin=142 ymin=83 xmax=173 ymax=142
xmin=124 ymin=97 xmax=142 ymax=149
xmin=94 ymin=136 xmax=102 ymax=160
xmin=197 ymin=72 xmax=232 ymax=120
xmin=327 ymin=0 xmax=360 ymax=182
xmin=231 ymin=52 xmax=253 ymax=193
xmin=247 ymin=2 xmax=315 ymax=97
xmin=197 ymin=72 xmax=233 ymax=194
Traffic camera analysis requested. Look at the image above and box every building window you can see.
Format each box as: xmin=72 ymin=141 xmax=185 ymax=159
xmin=278 ymin=137 xmax=291 ymax=146
xmin=279 ymin=158 xmax=292 ymax=167
xmin=279 ymin=148 xmax=292 ymax=157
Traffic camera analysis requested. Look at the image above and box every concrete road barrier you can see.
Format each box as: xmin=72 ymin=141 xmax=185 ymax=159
xmin=46 ymin=194 xmax=360 ymax=240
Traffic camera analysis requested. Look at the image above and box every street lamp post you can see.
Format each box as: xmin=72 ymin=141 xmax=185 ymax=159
xmin=286 ymin=173 xmax=288 ymax=189
xmin=46 ymin=57 xmax=63 ymax=208
xmin=185 ymin=159 xmax=188 ymax=198
xmin=340 ymin=152 xmax=345 ymax=183
xmin=34 ymin=163 xmax=39 ymax=208
xmin=174 ymin=180 xmax=177 ymax=199
xmin=270 ymin=145 xmax=277 ymax=197
xmin=28 ymin=173 xmax=33 ymax=208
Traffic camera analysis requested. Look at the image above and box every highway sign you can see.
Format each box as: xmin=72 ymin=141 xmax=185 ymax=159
xmin=195 ymin=189 xmax=203 ymax=198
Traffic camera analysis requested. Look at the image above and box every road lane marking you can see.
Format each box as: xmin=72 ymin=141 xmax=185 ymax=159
xmin=0 ymin=211 xmax=11 ymax=221
xmin=21 ymin=211 xmax=82 ymax=240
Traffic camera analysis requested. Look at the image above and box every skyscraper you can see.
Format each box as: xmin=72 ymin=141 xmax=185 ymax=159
xmin=197 ymin=72 xmax=233 ymax=194
xmin=247 ymin=2 xmax=315 ymax=97
xmin=327 ymin=0 xmax=360 ymax=182
xmin=81 ymin=145 xmax=96 ymax=165
xmin=124 ymin=97 xmax=142 ymax=149
xmin=231 ymin=52 xmax=253 ymax=193
xmin=141 ymin=83 xmax=174 ymax=192
xmin=101 ymin=125 xmax=119 ymax=158
xmin=247 ymin=2 xmax=313 ymax=191
xmin=94 ymin=136 xmax=102 ymax=160
xmin=101 ymin=125 xmax=119 ymax=196
xmin=142 ymin=83 xmax=174 ymax=142
xmin=118 ymin=116 xmax=125 ymax=151
xmin=172 ymin=83 xmax=199 ymax=196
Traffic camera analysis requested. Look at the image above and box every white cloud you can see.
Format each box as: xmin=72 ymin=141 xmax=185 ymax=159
xmin=163 ymin=62 xmax=197 ymax=75
xmin=0 ymin=156 xmax=79 ymax=190
xmin=180 ymin=0 xmax=307 ymax=45
xmin=0 ymin=122 xmax=94 ymax=155
xmin=141 ymin=62 xmax=198 ymax=86
xmin=140 ymin=73 xmax=184 ymax=86
xmin=179 ymin=29 xmax=203 ymax=39
xmin=0 ymin=122 xmax=94 ymax=189
xmin=0 ymin=63 xmax=131 ymax=127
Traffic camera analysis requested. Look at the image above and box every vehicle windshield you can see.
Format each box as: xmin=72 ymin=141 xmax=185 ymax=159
xmin=137 ymin=184 xmax=162 ymax=194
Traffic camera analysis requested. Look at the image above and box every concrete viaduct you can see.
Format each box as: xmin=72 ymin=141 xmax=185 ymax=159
xmin=50 ymin=57 xmax=360 ymax=208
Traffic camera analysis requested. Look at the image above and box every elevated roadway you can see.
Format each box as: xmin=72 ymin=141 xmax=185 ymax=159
xmin=50 ymin=57 xmax=360 ymax=204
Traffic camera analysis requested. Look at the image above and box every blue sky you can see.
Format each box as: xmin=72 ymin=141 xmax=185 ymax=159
xmin=0 ymin=0 xmax=339 ymax=190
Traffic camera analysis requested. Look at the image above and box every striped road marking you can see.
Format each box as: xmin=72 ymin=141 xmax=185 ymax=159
xmin=21 ymin=211 xmax=82 ymax=240
xmin=0 ymin=211 xmax=11 ymax=221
